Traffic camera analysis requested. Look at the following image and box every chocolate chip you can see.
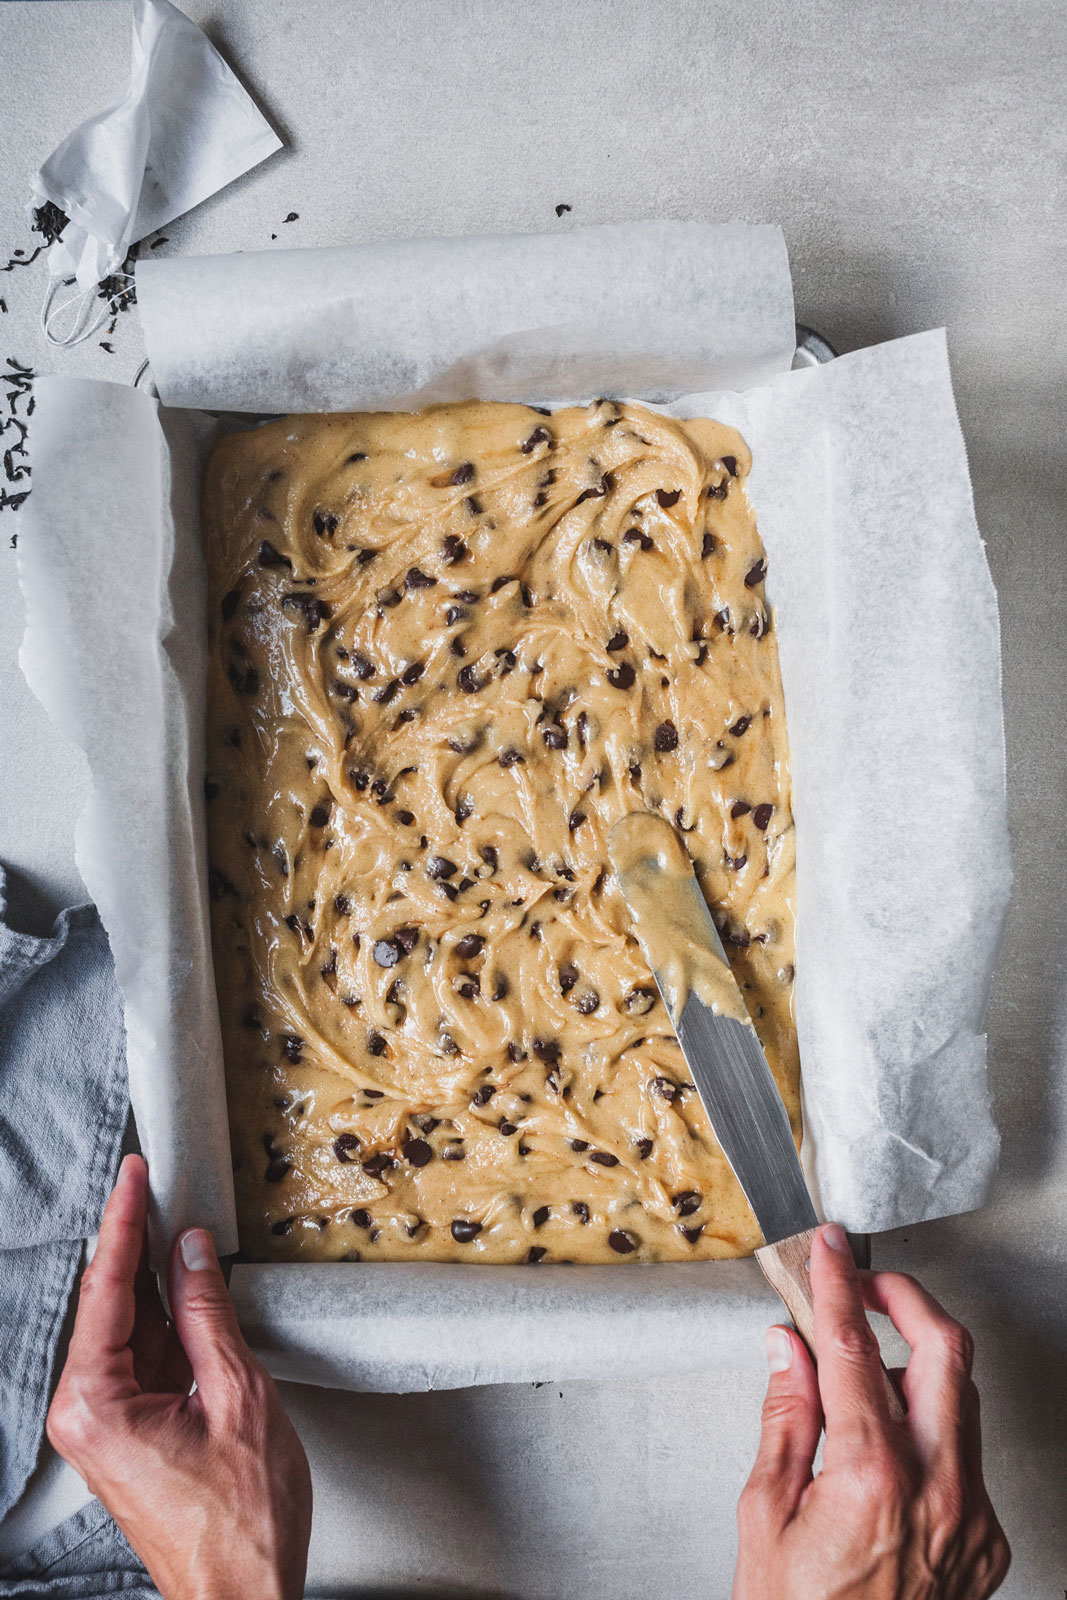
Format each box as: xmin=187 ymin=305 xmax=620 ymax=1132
xmin=730 ymin=715 xmax=752 ymax=736
xmin=372 ymin=939 xmax=400 ymax=968
xmin=753 ymin=803 xmax=774 ymax=830
xmin=584 ymin=469 xmax=615 ymax=502
xmin=405 ymin=567 xmax=437 ymax=590
xmin=673 ymin=1190 xmax=702 ymax=1216
xmin=701 ymin=532 xmax=717 ymax=557
xmin=607 ymin=663 xmax=635 ymax=690
xmin=451 ymin=1219 xmax=482 ymax=1242
xmin=281 ymin=1033 xmax=303 ymax=1063
xmin=313 ymin=510 xmax=340 ymax=538
xmin=220 ymin=587 xmax=241 ymax=620
xmin=455 ymin=933 xmax=485 ymax=959
xmin=227 ymin=662 xmax=260 ymax=696
xmin=532 ymin=1205 xmax=550 ymax=1228
xmin=507 ymin=1042 xmax=526 ymax=1063
xmin=451 ymin=462 xmax=475 ymax=485
xmin=271 ymin=1218 xmax=294 ymax=1236
xmin=730 ymin=801 xmax=751 ymax=819
xmin=624 ymin=985 xmax=657 ymax=1015
xmin=366 ymin=1030 xmax=387 ymax=1057
xmin=726 ymin=853 xmax=747 ymax=871
xmin=568 ymin=809 xmax=586 ymax=833
xmin=442 ymin=535 xmax=469 ymax=563
xmin=457 ymin=664 xmax=484 ymax=694
xmin=395 ymin=926 xmax=419 ymax=954
xmin=533 ymin=1038 xmax=560 ymax=1063
xmin=707 ymin=481 xmax=728 ymax=501
xmin=654 ymin=720 xmax=679 ymax=752
xmin=403 ymin=1138 xmax=433 ymax=1167
xmin=334 ymin=1133 xmax=361 ymax=1163
xmin=471 ymin=1084 xmax=497 ymax=1107
xmin=721 ymin=455 xmax=738 ymax=476
xmin=522 ymin=426 xmax=552 ymax=453
xmin=445 ymin=604 xmax=467 ymax=626
xmin=443 ymin=1143 xmax=466 ymax=1162
xmin=257 ymin=540 xmax=291 ymax=568
xmin=542 ymin=725 xmax=568 ymax=749
xmin=498 ymin=747 xmax=525 ymax=768
xmin=528 ymin=1246 xmax=547 ymax=1263
xmin=569 ymin=1138 xmax=589 ymax=1152
xmin=358 ymin=547 xmax=378 ymax=565
xmin=656 ymin=488 xmax=681 ymax=508
xmin=589 ymin=1150 xmax=619 ymax=1167
xmin=347 ymin=451 xmax=368 ymax=464
xmin=576 ymin=990 xmax=599 ymax=1015
xmin=351 ymin=1208 xmax=372 ymax=1229
xmin=723 ymin=925 xmax=752 ymax=949
xmin=623 ymin=529 xmax=654 ymax=551
xmin=572 ymin=1201 xmax=591 ymax=1224
xmin=455 ymin=796 xmax=473 ymax=823
xmin=558 ymin=962 xmax=579 ymax=995
xmin=401 ymin=661 xmax=425 ymax=686
xmin=681 ymin=1224 xmax=704 ymax=1244
xmin=310 ymin=803 xmax=331 ymax=829
xmin=635 ymin=1138 xmax=654 ymax=1159
xmin=652 ymin=1076 xmax=677 ymax=1102
xmin=362 ymin=1152 xmax=393 ymax=1178
xmin=481 ymin=845 xmax=499 ymax=871
xmin=606 ymin=631 xmax=629 ymax=652
xmin=744 ymin=559 xmax=767 ymax=588
xmin=428 ymin=855 xmax=458 ymax=880
xmin=242 ymin=1005 xmax=262 ymax=1030
xmin=265 ymin=1157 xmax=291 ymax=1183
xmin=608 ymin=1229 xmax=637 ymax=1254
xmin=499 ymin=1121 xmax=518 ymax=1137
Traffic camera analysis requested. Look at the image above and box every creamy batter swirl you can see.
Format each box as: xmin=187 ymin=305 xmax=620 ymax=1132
xmin=203 ymin=399 xmax=799 ymax=1263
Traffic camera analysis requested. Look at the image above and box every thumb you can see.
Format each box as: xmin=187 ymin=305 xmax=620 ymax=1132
xmin=746 ymin=1326 xmax=823 ymax=1518
xmin=169 ymin=1228 xmax=254 ymax=1403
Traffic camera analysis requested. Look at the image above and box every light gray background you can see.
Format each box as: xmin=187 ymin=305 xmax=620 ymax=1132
xmin=1 ymin=2 xmax=1065 ymax=1595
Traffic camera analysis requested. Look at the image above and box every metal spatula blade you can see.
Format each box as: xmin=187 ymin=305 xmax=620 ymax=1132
xmin=608 ymin=814 xmax=904 ymax=1420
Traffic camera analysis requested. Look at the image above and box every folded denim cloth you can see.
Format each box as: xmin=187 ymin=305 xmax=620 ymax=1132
xmin=0 ymin=865 xmax=152 ymax=1596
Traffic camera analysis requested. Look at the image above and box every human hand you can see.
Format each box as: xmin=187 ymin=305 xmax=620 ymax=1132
xmin=47 ymin=1154 xmax=312 ymax=1600
xmin=733 ymin=1223 xmax=1009 ymax=1600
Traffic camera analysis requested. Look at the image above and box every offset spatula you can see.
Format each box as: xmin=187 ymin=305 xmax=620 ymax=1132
xmin=608 ymin=813 xmax=903 ymax=1419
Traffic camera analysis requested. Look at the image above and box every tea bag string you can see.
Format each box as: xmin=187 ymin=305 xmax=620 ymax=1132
xmin=39 ymin=273 xmax=129 ymax=349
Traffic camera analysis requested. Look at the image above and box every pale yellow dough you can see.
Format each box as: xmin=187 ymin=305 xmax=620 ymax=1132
xmin=202 ymin=399 xmax=799 ymax=1263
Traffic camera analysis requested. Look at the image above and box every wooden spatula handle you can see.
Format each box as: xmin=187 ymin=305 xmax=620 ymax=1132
xmin=755 ymin=1227 xmax=906 ymax=1423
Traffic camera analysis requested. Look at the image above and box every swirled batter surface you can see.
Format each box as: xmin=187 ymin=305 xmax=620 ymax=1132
xmin=203 ymin=399 xmax=798 ymax=1263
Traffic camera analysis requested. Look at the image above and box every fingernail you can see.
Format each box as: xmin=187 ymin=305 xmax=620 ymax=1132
xmin=179 ymin=1229 xmax=215 ymax=1272
xmin=821 ymin=1222 xmax=850 ymax=1255
xmin=766 ymin=1327 xmax=793 ymax=1373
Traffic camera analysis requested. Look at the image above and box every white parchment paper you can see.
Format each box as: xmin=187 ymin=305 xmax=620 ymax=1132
xmin=136 ymin=220 xmax=797 ymax=411
xmin=18 ymin=222 xmax=1009 ymax=1390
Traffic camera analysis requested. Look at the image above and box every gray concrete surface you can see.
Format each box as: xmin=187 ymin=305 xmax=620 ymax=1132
xmin=1 ymin=2 xmax=1065 ymax=1594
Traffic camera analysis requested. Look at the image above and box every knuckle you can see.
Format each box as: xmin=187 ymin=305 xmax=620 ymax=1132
xmin=989 ymin=1526 xmax=1012 ymax=1585
xmin=760 ymin=1388 xmax=809 ymax=1433
xmin=937 ymin=1320 xmax=975 ymax=1375
xmin=846 ymin=1445 xmax=909 ymax=1510
xmin=46 ymin=1378 xmax=97 ymax=1459
xmin=828 ymin=1316 xmax=877 ymax=1365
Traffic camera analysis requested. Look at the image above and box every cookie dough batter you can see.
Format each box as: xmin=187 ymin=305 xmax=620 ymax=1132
xmin=607 ymin=813 xmax=750 ymax=1026
xmin=203 ymin=399 xmax=798 ymax=1263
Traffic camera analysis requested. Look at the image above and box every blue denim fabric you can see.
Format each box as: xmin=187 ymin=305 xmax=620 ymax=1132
xmin=0 ymin=866 xmax=155 ymax=1597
